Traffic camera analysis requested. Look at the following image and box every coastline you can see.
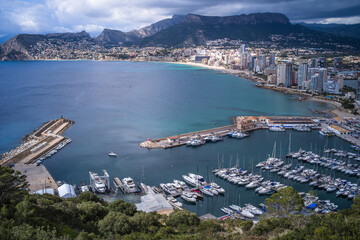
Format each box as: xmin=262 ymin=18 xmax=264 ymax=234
xmin=169 ymin=61 xmax=357 ymax=119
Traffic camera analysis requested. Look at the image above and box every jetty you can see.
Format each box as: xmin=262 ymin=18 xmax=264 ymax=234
xmin=0 ymin=117 xmax=74 ymax=193
xmin=139 ymin=115 xmax=322 ymax=149
xmin=140 ymin=124 xmax=236 ymax=149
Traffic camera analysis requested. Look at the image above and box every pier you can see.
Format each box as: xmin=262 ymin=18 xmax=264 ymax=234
xmin=139 ymin=115 xmax=323 ymax=149
xmin=0 ymin=118 xmax=74 ymax=193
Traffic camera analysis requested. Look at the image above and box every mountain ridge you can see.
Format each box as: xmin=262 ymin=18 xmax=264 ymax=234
xmin=1 ymin=13 xmax=360 ymax=60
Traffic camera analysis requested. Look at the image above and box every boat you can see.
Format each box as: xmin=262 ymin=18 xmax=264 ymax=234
xmin=180 ymin=191 xmax=197 ymax=203
xmin=122 ymin=177 xmax=137 ymax=193
xmin=221 ymin=207 xmax=233 ymax=214
xmin=167 ymin=196 xmax=183 ymax=208
xmin=319 ymin=129 xmax=333 ymax=136
xmin=293 ymin=126 xmax=311 ymax=132
xmin=108 ymin=151 xmax=117 ymax=157
xmin=269 ymin=126 xmax=285 ymax=132
xmin=92 ymin=175 xmax=106 ymax=193
xmin=182 ymin=175 xmax=198 ymax=187
xmin=240 ymin=209 xmax=254 ymax=218
xmin=81 ymin=185 xmax=90 ymax=192
xmin=209 ymin=182 xmax=225 ymax=194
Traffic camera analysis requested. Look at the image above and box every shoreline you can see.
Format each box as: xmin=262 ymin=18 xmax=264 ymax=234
xmin=169 ymin=61 xmax=357 ymax=119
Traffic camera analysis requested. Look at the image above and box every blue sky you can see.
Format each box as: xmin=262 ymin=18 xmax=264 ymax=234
xmin=1 ymin=0 xmax=360 ymax=37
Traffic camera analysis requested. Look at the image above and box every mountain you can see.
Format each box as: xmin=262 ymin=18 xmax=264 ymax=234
xmin=96 ymin=15 xmax=185 ymax=46
xmin=95 ymin=29 xmax=140 ymax=47
xmin=131 ymin=15 xmax=185 ymax=37
xmin=137 ymin=13 xmax=360 ymax=50
xmin=0 ymin=31 xmax=93 ymax=61
xmin=300 ymin=23 xmax=360 ymax=39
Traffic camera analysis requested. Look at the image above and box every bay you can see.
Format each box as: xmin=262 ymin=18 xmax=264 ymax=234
xmin=0 ymin=61 xmax=354 ymax=217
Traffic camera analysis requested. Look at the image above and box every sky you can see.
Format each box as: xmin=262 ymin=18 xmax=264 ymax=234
xmin=1 ymin=0 xmax=360 ymax=37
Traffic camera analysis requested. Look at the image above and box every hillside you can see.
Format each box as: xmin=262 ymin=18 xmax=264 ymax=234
xmin=300 ymin=23 xmax=360 ymax=39
xmin=138 ymin=13 xmax=360 ymax=50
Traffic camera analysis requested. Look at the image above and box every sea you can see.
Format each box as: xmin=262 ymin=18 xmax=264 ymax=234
xmin=0 ymin=61 xmax=357 ymax=217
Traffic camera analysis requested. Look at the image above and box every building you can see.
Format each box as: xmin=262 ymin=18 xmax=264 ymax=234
xmin=236 ymin=117 xmax=255 ymax=131
xmin=240 ymin=44 xmax=246 ymax=53
xmin=333 ymin=57 xmax=343 ymax=71
xmin=317 ymin=57 xmax=326 ymax=68
xmin=265 ymin=117 xmax=317 ymax=128
xmin=277 ymin=63 xmax=293 ymax=87
xmin=269 ymin=54 xmax=276 ymax=66
xmin=323 ymin=78 xmax=341 ymax=94
xmin=327 ymin=125 xmax=350 ymax=135
xmin=297 ymin=62 xmax=308 ymax=89
xmin=311 ymin=58 xmax=317 ymax=68
xmin=310 ymin=74 xmax=321 ymax=92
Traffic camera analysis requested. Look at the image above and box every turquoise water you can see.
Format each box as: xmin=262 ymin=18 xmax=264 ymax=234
xmin=0 ymin=61 xmax=354 ymax=216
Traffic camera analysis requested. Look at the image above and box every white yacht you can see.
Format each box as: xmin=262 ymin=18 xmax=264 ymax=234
xmin=181 ymin=191 xmax=197 ymax=203
xmin=122 ymin=177 xmax=137 ymax=193
xmin=93 ymin=175 xmax=106 ymax=193
xmin=269 ymin=126 xmax=285 ymax=132
xmin=108 ymin=151 xmax=117 ymax=157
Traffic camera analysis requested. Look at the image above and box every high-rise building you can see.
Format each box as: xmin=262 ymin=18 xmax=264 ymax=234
xmin=297 ymin=62 xmax=308 ymax=89
xmin=277 ymin=63 xmax=293 ymax=87
xmin=251 ymin=56 xmax=256 ymax=71
xmin=317 ymin=57 xmax=326 ymax=68
xmin=333 ymin=57 xmax=343 ymax=71
xmin=308 ymin=67 xmax=327 ymax=90
xmin=241 ymin=44 xmax=246 ymax=53
xmin=311 ymin=58 xmax=317 ymax=68
xmin=318 ymin=68 xmax=328 ymax=89
xmin=324 ymin=79 xmax=340 ymax=94
xmin=269 ymin=54 xmax=276 ymax=66
xmin=310 ymin=74 xmax=321 ymax=92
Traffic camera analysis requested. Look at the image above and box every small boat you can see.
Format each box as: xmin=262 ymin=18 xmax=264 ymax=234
xmin=221 ymin=207 xmax=233 ymax=214
xmin=108 ymin=152 xmax=117 ymax=157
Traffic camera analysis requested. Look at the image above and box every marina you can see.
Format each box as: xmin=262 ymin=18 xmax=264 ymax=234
xmin=1 ymin=61 xmax=359 ymax=218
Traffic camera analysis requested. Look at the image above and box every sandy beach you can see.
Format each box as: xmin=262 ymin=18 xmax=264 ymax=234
xmin=170 ymin=61 xmax=357 ymax=119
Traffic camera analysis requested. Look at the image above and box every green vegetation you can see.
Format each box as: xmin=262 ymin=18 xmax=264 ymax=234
xmin=2 ymin=166 xmax=360 ymax=239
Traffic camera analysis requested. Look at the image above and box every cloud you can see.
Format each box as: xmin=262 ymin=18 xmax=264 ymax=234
xmin=0 ymin=0 xmax=359 ymax=36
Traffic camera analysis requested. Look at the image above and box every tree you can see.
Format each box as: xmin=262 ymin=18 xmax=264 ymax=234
xmin=108 ymin=199 xmax=137 ymax=216
xmin=0 ymin=165 xmax=28 ymax=206
xmin=130 ymin=211 xmax=160 ymax=233
xmin=98 ymin=212 xmax=133 ymax=235
xmin=165 ymin=210 xmax=200 ymax=228
xmin=76 ymin=192 xmax=102 ymax=204
xmin=265 ymin=187 xmax=303 ymax=218
xmin=77 ymin=201 xmax=108 ymax=222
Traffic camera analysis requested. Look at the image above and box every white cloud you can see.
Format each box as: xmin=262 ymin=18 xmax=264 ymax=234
xmin=0 ymin=0 xmax=359 ymax=35
xmin=318 ymin=16 xmax=360 ymax=24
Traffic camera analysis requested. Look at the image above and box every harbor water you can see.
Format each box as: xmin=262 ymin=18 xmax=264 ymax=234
xmin=0 ymin=61 xmax=355 ymax=217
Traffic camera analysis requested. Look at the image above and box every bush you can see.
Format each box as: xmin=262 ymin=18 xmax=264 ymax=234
xmin=240 ymin=220 xmax=253 ymax=232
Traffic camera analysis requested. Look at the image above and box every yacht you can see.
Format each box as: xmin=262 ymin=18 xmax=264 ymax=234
xmin=221 ymin=207 xmax=233 ymax=214
xmin=240 ymin=209 xmax=254 ymax=218
xmin=319 ymin=129 xmax=333 ymax=136
xmin=81 ymin=185 xmax=90 ymax=193
xmin=122 ymin=177 xmax=137 ymax=193
xmin=293 ymin=126 xmax=311 ymax=132
xmin=182 ymin=175 xmax=198 ymax=187
xmin=269 ymin=126 xmax=285 ymax=132
xmin=209 ymin=182 xmax=225 ymax=194
xmin=108 ymin=152 xmax=117 ymax=157
xmin=89 ymin=172 xmax=106 ymax=193
xmin=180 ymin=191 xmax=197 ymax=203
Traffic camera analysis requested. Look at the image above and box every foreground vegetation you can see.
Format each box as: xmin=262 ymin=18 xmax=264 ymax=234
xmin=1 ymin=165 xmax=360 ymax=239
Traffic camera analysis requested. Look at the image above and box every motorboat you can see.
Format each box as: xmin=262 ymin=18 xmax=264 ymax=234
xmin=180 ymin=191 xmax=197 ymax=203
xmin=122 ymin=177 xmax=137 ymax=193
xmin=108 ymin=152 xmax=117 ymax=157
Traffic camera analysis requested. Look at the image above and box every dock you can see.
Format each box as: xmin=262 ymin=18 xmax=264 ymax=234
xmin=140 ymin=124 xmax=236 ymax=149
xmin=0 ymin=118 xmax=74 ymax=193
xmin=139 ymin=115 xmax=323 ymax=149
